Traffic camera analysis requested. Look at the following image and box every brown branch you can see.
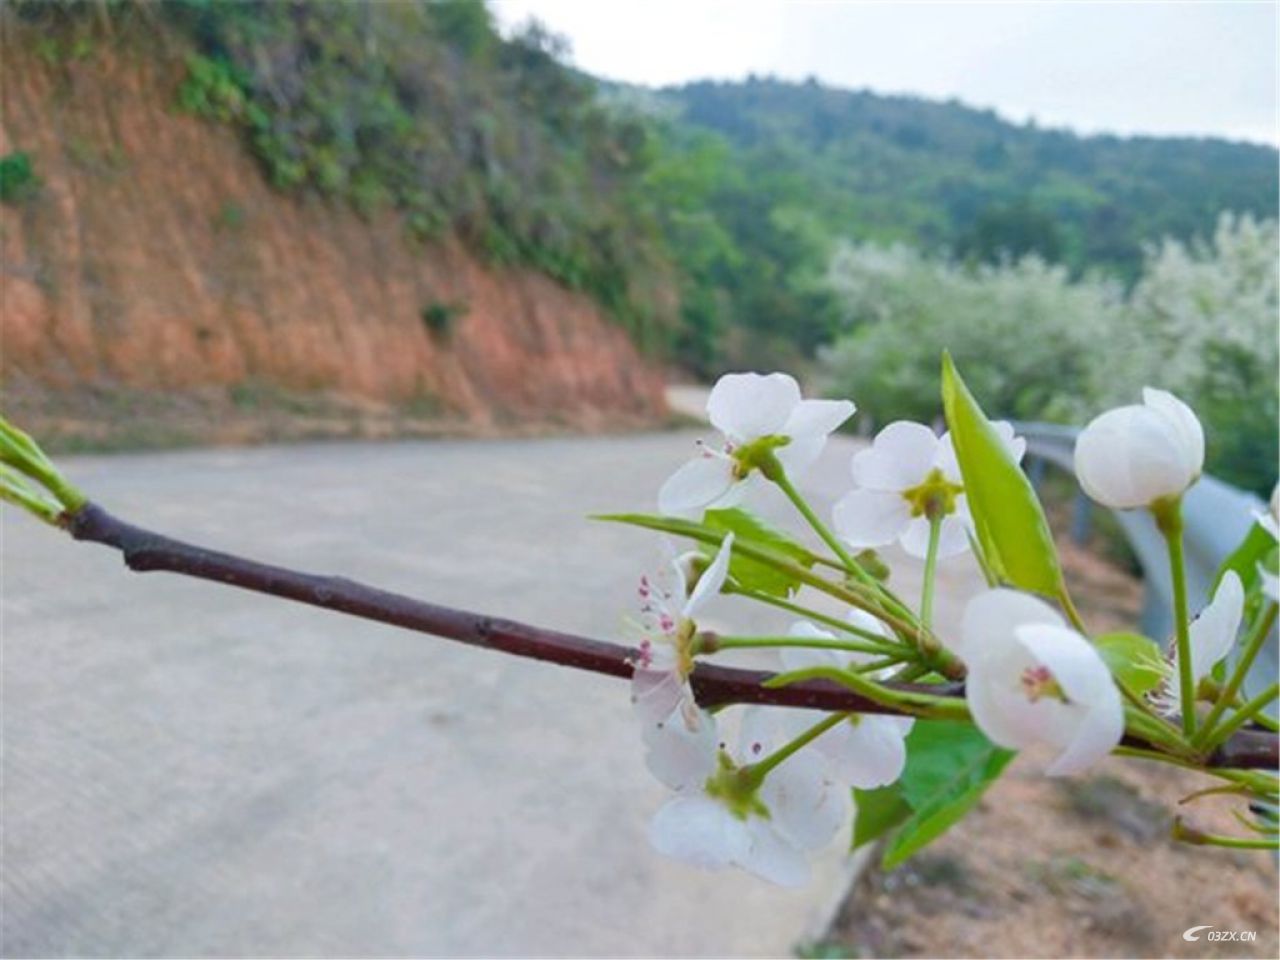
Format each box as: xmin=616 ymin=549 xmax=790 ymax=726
xmin=64 ymin=501 xmax=1278 ymax=771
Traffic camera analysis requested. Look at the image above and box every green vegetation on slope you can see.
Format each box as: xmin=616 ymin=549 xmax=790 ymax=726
xmin=162 ymin=0 xmax=674 ymax=348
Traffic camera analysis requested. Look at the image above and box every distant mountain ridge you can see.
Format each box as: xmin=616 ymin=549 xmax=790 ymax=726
xmin=645 ymin=76 xmax=1278 ymax=277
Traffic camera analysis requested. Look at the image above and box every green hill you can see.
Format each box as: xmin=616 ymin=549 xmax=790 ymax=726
xmin=663 ymin=77 xmax=1277 ymax=277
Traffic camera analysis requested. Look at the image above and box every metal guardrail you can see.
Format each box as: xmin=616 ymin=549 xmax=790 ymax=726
xmin=1015 ymin=421 xmax=1277 ymax=708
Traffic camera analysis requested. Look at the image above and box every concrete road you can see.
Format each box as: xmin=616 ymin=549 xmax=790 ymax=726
xmin=1 ymin=428 xmax=984 ymax=958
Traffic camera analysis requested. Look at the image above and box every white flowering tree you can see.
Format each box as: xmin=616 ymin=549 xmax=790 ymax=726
xmin=2 ymin=359 xmax=1277 ymax=887
xmin=821 ymin=215 xmax=1279 ymax=493
xmin=1096 ymin=213 xmax=1280 ymax=492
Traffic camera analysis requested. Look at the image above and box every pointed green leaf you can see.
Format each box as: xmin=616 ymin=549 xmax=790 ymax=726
xmin=940 ymin=352 xmax=1063 ymax=597
xmin=852 ymin=783 xmax=913 ymax=850
xmin=1094 ymin=631 xmax=1166 ymax=696
xmin=880 ymin=719 xmax=1014 ymax=868
xmin=1214 ymin=520 xmax=1276 ymax=595
xmin=703 ymin=507 xmax=814 ymax=597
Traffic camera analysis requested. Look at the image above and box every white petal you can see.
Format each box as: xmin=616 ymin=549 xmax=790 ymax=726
xmin=1255 ymin=510 xmax=1279 ymax=542
xmin=935 ymin=432 xmax=962 ymax=484
xmin=1260 ymin=565 xmax=1280 ymax=603
xmin=760 ymin=748 xmax=850 ymax=851
xmin=846 ymin=609 xmax=893 ymax=648
xmin=684 ymin=532 xmax=735 ymax=618
xmin=1074 ymin=403 xmax=1197 ymax=509
xmin=737 ymin=705 xmax=780 ymax=764
xmin=658 ymin=455 xmax=737 ymax=518
xmin=818 ymin=715 xmax=911 ymax=789
xmin=774 ymin=435 xmax=826 ymax=478
xmin=1188 ymin=571 xmax=1244 ymax=683
xmin=707 ymin=372 xmax=801 ymax=442
xmin=851 ymin=421 xmax=940 ymax=491
xmin=1142 ymin=387 xmax=1205 ymax=478
xmin=781 ymin=622 xmax=847 ymax=673
xmin=992 ymin=421 xmax=1028 ymax=464
xmin=739 ymin=821 xmax=811 ymax=888
xmin=1044 ymin=695 xmax=1125 ymax=777
xmin=898 ymin=513 xmax=971 ymax=559
xmin=670 ymin=550 xmax=696 ymax=600
xmin=650 ymin=795 xmax=751 ymax=869
xmin=642 ymin=704 xmax=718 ymax=790
xmin=833 ymin=489 xmax=911 ymax=549
xmin=782 ymin=398 xmax=856 ymax=440
xmin=631 ymin=663 xmax=687 ymax=725
xmin=957 ymin=588 xmax=1064 ymax=665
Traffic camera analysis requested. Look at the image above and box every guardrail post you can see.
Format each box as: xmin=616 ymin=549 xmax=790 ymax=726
xmin=1027 ymin=456 xmax=1047 ymax=493
xmin=1070 ymin=490 xmax=1093 ymax=545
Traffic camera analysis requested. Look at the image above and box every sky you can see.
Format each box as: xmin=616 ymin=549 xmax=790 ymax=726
xmin=490 ymin=1 xmax=1279 ymax=146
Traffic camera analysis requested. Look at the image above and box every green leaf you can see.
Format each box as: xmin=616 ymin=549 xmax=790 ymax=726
xmin=852 ymin=783 xmax=912 ymax=849
xmin=702 ymin=507 xmax=814 ymax=597
xmin=940 ymin=352 xmax=1063 ymax=597
xmin=1214 ymin=520 xmax=1275 ymax=595
xmin=594 ymin=511 xmax=819 ymax=592
xmin=1094 ymin=631 xmax=1166 ymax=695
xmin=880 ymin=719 xmax=1014 ymax=869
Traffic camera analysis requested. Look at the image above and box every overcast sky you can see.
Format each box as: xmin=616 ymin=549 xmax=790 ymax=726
xmin=490 ymin=1 xmax=1279 ymax=145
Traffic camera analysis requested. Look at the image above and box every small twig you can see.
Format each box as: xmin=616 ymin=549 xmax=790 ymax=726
xmin=61 ymin=501 xmax=1279 ymax=770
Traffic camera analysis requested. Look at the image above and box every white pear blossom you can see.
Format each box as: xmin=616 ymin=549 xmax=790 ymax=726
xmin=631 ymin=534 xmax=735 ymax=725
xmin=1073 ymin=388 xmax=1204 ymax=509
xmin=645 ymin=706 xmax=850 ymax=887
xmin=832 ymin=419 xmax=1025 ymax=559
xmin=1153 ymin=572 xmax=1245 ymax=715
xmin=958 ymin=589 xmax=1124 ymax=776
xmin=659 ymin=372 xmax=855 ymax=517
xmin=1185 ymin=572 xmax=1245 ymax=684
xmin=779 ymin=617 xmax=914 ymax=788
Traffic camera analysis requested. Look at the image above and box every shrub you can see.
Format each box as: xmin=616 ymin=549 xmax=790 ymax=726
xmin=421 ymin=301 xmax=467 ymax=340
xmin=0 ymin=151 xmax=40 ymax=203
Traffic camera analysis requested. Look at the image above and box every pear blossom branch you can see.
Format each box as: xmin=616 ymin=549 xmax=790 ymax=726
xmin=50 ymin=501 xmax=1280 ymax=771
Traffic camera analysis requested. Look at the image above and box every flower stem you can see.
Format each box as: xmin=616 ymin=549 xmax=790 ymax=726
xmin=1111 ymin=745 xmax=1276 ymax=792
xmin=746 ymin=712 xmax=845 ymax=783
xmin=1198 ymin=683 xmax=1280 ymax=750
xmin=760 ymin=471 xmax=962 ymax=676
xmin=709 ymin=634 xmax=913 ymax=660
xmin=1154 ymin=498 xmax=1196 ymax=737
xmin=920 ymin=514 xmax=942 ymax=631
xmin=770 ymin=468 xmax=869 ymax=580
xmin=1196 ymin=601 xmax=1278 ymax=749
xmin=765 ymin=663 xmax=971 ymax=721
xmin=721 ymin=584 xmax=908 ymax=647
xmin=1173 ymin=818 xmax=1280 ymax=850
xmin=768 ymin=466 xmax=919 ymax=625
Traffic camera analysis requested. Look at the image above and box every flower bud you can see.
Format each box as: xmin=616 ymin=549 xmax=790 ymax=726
xmin=1073 ymin=388 xmax=1204 ymax=509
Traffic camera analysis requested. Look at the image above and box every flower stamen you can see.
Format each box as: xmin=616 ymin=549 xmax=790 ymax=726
xmin=1020 ymin=664 xmax=1070 ymax=704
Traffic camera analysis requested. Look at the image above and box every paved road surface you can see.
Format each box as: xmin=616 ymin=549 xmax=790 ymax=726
xmin=2 ymin=427 xmax=984 ymax=957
